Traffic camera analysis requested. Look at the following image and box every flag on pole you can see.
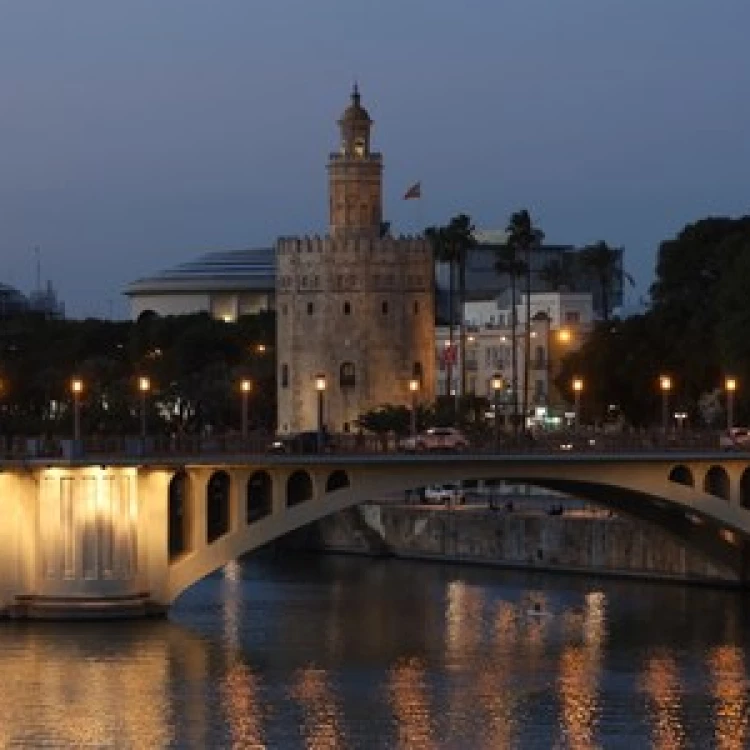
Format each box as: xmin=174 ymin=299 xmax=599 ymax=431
xmin=403 ymin=181 xmax=421 ymax=200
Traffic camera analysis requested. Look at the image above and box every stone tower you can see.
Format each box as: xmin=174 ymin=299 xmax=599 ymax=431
xmin=275 ymin=86 xmax=435 ymax=435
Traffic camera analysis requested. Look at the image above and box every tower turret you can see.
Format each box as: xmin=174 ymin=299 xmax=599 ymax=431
xmin=327 ymin=84 xmax=383 ymax=238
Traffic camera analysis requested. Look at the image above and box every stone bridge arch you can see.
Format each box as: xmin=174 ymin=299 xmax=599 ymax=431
xmin=163 ymin=455 xmax=750 ymax=606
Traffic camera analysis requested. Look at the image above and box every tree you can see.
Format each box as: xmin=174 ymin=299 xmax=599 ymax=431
xmin=504 ymin=210 xmax=544 ymax=431
xmin=425 ymin=225 xmax=456 ymax=399
xmin=580 ymin=240 xmax=633 ymax=323
xmin=445 ymin=214 xmax=476 ymax=404
xmin=494 ymin=245 xmax=526 ymax=432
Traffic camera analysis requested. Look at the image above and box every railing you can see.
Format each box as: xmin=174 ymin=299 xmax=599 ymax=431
xmin=0 ymin=429 xmax=732 ymax=462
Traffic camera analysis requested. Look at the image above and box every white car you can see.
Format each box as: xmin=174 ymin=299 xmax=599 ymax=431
xmin=399 ymin=427 xmax=469 ymax=453
xmin=423 ymin=484 xmax=465 ymax=504
xmin=720 ymin=427 xmax=750 ymax=451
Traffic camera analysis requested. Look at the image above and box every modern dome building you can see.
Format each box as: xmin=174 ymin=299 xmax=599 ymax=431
xmin=123 ymin=246 xmax=275 ymax=321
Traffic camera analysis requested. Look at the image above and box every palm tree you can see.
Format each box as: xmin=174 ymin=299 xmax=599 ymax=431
xmin=426 ymin=225 xmax=457 ymax=398
xmin=505 ymin=210 xmax=544 ymax=431
xmin=580 ymin=241 xmax=634 ymax=323
xmin=494 ymin=245 xmax=527 ymax=433
xmin=445 ymin=214 xmax=476 ymax=403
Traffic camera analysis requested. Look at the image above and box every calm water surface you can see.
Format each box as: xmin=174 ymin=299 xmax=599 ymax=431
xmin=1 ymin=554 xmax=749 ymax=749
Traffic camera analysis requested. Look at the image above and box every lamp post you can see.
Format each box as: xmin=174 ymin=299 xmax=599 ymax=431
xmin=315 ymin=373 xmax=327 ymax=453
xmin=572 ymin=378 xmax=583 ymax=433
xmin=408 ymin=378 xmax=420 ymax=438
xmin=71 ymin=378 xmax=83 ymax=442
xmin=492 ymin=373 xmax=504 ymax=450
xmin=138 ymin=376 xmax=150 ymax=441
xmin=659 ymin=375 xmax=672 ymax=435
xmin=726 ymin=377 xmax=737 ymax=432
xmin=240 ymin=379 xmax=252 ymax=438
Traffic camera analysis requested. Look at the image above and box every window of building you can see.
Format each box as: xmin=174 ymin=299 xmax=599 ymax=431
xmin=344 ymin=301 xmax=351 ymax=315
xmin=340 ymin=362 xmax=356 ymax=388
xmin=381 ymin=301 xmax=388 ymax=315
xmin=413 ymin=361 xmax=423 ymax=386
xmin=281 ymin=304 xmax=288 ymax=316
xmin=565 ymin=311 xmax=580 ymax=323
xmin=281 ymin=364 xmax=289 ymax=388
xmin=413 ymin=301 xmax=419 ymax=315
xmin=307 ymin=302 xmax=314 ymax=315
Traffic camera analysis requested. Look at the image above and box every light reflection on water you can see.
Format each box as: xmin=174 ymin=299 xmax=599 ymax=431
xmin=0 ymin=556 xmax=748 ymax=748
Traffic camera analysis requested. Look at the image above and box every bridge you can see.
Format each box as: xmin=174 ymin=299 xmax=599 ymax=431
xmin=1 ymin=443 xmax=749 ymax=618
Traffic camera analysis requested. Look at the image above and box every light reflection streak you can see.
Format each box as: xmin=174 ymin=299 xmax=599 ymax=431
xmin=389 ymin=656 xmax=436 ymax=750
xmin=221 ymin=660 xmax=266 ymax=750
xmin=223 ymin=559 xmax=242 ymax=652
xmin=557 ymin=592 xmax=605 ymax=749
xmin=290 ymin=666 xmax=347 ymax=749
xmin=642 ymin=651 xmax=686 ymax=749
xmin=708 ymin=645 xmax=749 ymax=750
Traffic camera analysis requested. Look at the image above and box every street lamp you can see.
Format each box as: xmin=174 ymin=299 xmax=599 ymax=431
xmin=240 ymin=379 xmax=252 ymax=438
xmin=659 ymin=375 xmax=672 ymax=434
xmin=408 ymin=378 xmax=420 ymax=438
xmin=726 ymin=377 xmax=737 ymax=431
xmin=138 ymin=376 xmax=150 ymax=441
xmin=71 ymin=378 xmax=83 ymax=442
xmin=491 ymin=373 xmax=504 ymax=450
xmin=315 ymin=373 xmax=327 ymax=452
xmin=572 ymin=378 xmax=583 ymax=432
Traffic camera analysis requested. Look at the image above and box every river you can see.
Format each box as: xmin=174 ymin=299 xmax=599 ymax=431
xmin=0 ymin=553 xmax=748 ymax=748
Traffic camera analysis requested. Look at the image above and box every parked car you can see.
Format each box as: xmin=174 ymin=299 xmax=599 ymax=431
xmin=399 ymin=427 xmax=469 ymax=453
xmin=719 ymin=427 xmax=750 ymax=451
xmin=267 ymin=431 xmax=333 ymax=454
xmin=422 ymin=483 xmax=465 ymax=504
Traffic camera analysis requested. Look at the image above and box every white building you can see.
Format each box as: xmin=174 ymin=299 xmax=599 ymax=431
xmin=436 ymin=291 xmax=594 ymax=427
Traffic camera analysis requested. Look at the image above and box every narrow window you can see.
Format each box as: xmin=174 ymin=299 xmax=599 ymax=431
xmin=413 ymin=301 xmax=419 ymax=315
xmin=307 ymin=302 xmax=314 ymax=315
xmin=340 ymin=362 xmax=356 ymax=388
xmin=281 ymin=364 xmax=289 ymax=388
xmin=344 ymin=301 xmax=351 ymax=315
xmin=382 ymin=301 xmax=388 ymax=315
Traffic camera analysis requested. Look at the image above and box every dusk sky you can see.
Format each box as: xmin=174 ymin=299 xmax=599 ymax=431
xmin=1 ymin=2 xmax=749 ymax=318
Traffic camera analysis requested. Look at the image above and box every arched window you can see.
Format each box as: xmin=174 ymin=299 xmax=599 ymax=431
xmin=281 ymin=363 xmax=289 ymax=388
xmin=344 ymin=301 xmax=351 ymax=315
xmin=340 ymin=362 xmax=356 ymax=388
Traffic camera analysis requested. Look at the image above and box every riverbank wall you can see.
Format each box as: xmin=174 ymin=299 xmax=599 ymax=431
xmin=281 ymin=504 xmax=738 ymax=585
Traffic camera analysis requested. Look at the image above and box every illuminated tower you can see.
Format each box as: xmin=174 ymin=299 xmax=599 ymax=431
xmin=276 ymin=87 xmax=435 ymax=434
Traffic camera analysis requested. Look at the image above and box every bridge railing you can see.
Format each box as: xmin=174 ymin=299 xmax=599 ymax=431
xmin=0 ymin=429 xmax=734 ymax=462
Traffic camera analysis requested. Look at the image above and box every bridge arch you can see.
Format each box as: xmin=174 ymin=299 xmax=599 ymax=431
xmin=206 ymin=470 xmax=231 ymax=543
xmin=741 ymin=468 xmax=750 ymax=510
xmin=168 ymin=469 xmax=191 ymax=560
xmin=669 ymin=465 xmax=694 ymax=487
xmin=247 ymin=470 xmax=272 ymax=523
xmin=704 ymin=466 xmax=730 ymax=501
xmin=287 ymin=470 xmax=313 ymax=507
xmin=326 ymin=470 xmax=350 ymax=493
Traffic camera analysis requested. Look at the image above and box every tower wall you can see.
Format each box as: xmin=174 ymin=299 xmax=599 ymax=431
xmin=276 ymin=234 xmax=435 ymax=434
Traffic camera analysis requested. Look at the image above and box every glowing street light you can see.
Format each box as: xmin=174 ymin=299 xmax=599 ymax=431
xmin=409 ymin=378 xmax=420 ymax=438
xmin=572 ymin=378 xmax=583 ymax=432
xmin=240 ymin=379 xmax=252 ymax=438
xmin=138 ymin=376 xmax=150 ymax=440
xmin=71 ymin=378 xmax=83 ymax=442
xmin=492 ymin=373 xmax=504 ymax=450
xmin=315 ymin=373 xmax=327 ymax=453
xmin=726 ymin=377 xmax=737 ymax=431
xmin=659 ymin=375 xmax=672 ymax=434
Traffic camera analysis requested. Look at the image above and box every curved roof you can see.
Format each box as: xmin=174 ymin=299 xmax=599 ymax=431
xmin=340 ymin=84 xmax=371 ymax=123
xmin=124 ymin=246 xmax=275 ymax=296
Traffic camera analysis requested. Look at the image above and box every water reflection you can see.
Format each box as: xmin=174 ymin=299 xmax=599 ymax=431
xmin=0 ymin=557 xmax=746 ymax=748
xmin=708 ymin=645 xmax=749 ymax=749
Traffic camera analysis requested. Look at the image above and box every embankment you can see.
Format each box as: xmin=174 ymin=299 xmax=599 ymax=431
xmin=281 ymin=504 xmax=738 ymax=585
